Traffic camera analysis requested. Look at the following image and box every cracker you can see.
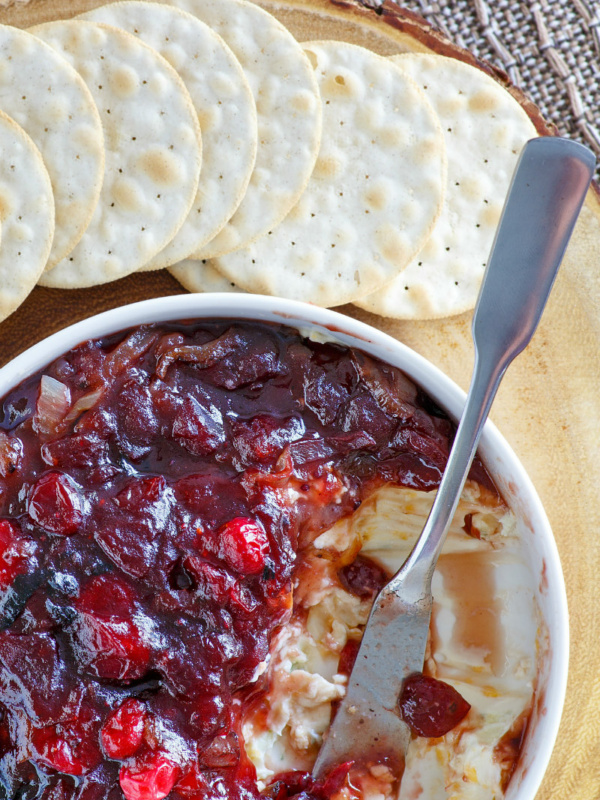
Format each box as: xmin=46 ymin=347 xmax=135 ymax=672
xmin=356 ymin=53 xmax=538 ymax=319
xmin=211 ymin=40 xmax=445 ymax=307
xmin=170 ymin=258 xmax=241 ymax=293
xmin=0 ymin=24 xmax=103 ymax=270
xmin=32 ymin=19 xmax=202 ymax=289
xmin=80 ymin=2 xmax=257 ymax=271
xmin=0 ymin=110 xmax=54 ymax=322
xmin=166 ymin=0 xmax=322 ymax=259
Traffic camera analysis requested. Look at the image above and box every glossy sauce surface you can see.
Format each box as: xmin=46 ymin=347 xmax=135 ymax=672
xmin=0 ymin=320 xmax=489 ymax=800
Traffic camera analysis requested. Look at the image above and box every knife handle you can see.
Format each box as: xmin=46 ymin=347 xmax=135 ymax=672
xmin=392 ymin=137 xmax=595 ymax=596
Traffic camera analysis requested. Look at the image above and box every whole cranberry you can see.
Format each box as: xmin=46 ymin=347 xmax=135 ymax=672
xmin=218 ymin=517 xmax=269 ymax=575
xmin=0 ymin=519 xmax=33 ymax=589
xmin=31 ymin=707 xmax=102 ymax=776
xmin=119 ymin=751 xmax=179 ymax=800
xmin=34 ymin=732 xmax=86 ymax=775
xmin=72 ymin=576 xmax=151 ymax=682
xmin=101 ymin=699 xmax=147 ymax=760
xmin=28 ymin=471 xmax=83 ymax=535
xmin=399 ymin=673 xmax=471 ymax=737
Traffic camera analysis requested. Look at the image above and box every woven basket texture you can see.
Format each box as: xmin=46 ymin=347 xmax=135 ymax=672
xmin=364 ymin=0 xmax=600 ymax=178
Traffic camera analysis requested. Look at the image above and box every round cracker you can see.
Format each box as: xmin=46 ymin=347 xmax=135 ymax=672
xmin=210 ymin=40 xmax=445 ymax=307
xmin=0 ymin=110 xmax=54 ymax=322
xmin=0 ymin=24 xmax=103 ymax=270
xmin=79 ymin=1 xmax=257 ymax=271
xmin=356 ymin=53 xmax=538 ymax=320
xmin=166 ymin=0 xmax=322 ymax=259
xmin=170 ymin=258 xmax=241 ymax=293
xmin=33 ymin=19 xmax=202 ymax=289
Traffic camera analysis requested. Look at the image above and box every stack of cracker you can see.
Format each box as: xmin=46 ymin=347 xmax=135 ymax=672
xmin=0 ymin=0 xmax=537 ymax=324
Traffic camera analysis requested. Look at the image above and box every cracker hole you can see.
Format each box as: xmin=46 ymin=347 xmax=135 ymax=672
xmin=335 ymin=75 xmax=345 ymax=85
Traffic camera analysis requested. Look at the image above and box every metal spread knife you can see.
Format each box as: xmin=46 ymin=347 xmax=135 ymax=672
xmin=313 ymin=136 xmax=595 ymax=780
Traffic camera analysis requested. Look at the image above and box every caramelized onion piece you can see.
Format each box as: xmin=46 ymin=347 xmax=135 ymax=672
xmin=155 ymin=328 xmax=243 ymax=379
xmin=63 ymin=389 xmax=104 ymax=425
xmin=352 ymin=350 xmax=417 ymax=421
xmin=105 ymin=329 xmax=159 ymax=379
xmin=33 ymin=376 xmax=71 ymax=436
xmin=0 ymin=431 xmax=22 ymax=477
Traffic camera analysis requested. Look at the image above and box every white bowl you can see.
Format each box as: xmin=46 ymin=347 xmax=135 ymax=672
xmin=0 ymin=293 xmax=567 ymax=799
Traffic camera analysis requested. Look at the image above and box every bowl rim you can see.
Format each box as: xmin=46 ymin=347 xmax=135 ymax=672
xmin=0 ymin=292 xmax=568 ymax=798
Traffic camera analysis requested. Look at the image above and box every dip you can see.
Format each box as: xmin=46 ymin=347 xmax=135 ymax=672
xmin=0 ymin=320 xmax=535 ymax=800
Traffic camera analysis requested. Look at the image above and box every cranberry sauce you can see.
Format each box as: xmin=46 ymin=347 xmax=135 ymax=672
xmin=0 ymin=320 xmax=491 ymax=800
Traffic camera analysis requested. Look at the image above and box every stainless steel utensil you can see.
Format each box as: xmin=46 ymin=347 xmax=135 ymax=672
xmin=313 ymin=136 xmax=595 ymax=779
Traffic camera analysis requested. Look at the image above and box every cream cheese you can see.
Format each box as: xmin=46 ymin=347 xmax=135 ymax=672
xmin=242 ymin=483 xmax=538 ymax=799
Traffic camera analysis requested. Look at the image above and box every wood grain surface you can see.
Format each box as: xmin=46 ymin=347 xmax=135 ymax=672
xmin=0 ymin=2 xmax=599 ymax=799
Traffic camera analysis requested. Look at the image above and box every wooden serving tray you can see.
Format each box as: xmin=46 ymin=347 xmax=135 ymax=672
xmin=1 ymin=2 xmax=599 ymax=797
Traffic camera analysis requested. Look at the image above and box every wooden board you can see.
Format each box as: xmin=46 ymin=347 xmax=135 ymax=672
xmin=0 ymin=2 xmax=599 ymax=798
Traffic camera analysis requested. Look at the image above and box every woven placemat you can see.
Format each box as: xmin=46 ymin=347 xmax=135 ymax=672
xmin=361 ymin=0 xmax=600 ymax=177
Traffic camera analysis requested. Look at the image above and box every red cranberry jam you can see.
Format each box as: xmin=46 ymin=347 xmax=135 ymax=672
xmin=0 ymin=320 xmax=490 ymax=800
